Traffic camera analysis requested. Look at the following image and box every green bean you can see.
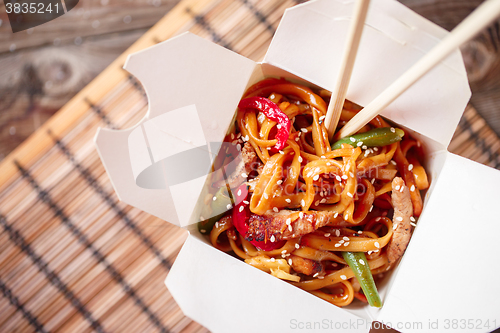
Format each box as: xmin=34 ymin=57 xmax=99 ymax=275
xmin=198 ymin=186 xmax=233 ymax=234
xmin=331 ymin=127 xmax=404 ymax=150
xmin=342 ymin=251 xmax=382 ymax=308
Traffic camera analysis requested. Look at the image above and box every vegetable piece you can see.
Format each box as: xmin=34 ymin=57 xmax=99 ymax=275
xmin=233 ymin=184 xmax=286 ymax=251
xmin=331 ymin=127 xmax=404 ymax=150
xmin=198 ymin=186 xmax=233 ymax=235
xmin=238 ymin=97 xmax=291 ymax=150
xmin=341 ymin=251 xmax=382 ymax=308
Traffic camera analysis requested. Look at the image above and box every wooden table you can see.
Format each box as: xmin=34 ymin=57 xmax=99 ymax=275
xmin=0 ymin=0 xmax=499 ymax=332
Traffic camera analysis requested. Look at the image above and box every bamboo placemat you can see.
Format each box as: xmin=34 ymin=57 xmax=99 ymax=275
xmin=0 ymin=0 xmax=499 ymax=332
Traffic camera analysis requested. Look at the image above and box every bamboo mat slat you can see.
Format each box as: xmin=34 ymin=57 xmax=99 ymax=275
xmin=0 ymin=0 xmax=499 ymax=332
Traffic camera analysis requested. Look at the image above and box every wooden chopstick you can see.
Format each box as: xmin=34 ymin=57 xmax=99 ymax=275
xmin=337 ymin=0 xmax=500 ymax=139
xmin=325 ymin=0 xmax=371 ymax=141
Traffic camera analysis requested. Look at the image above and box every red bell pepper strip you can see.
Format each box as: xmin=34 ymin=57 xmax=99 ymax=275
xmin=232 ymin=184 xmax=285 ymax=251
xmin=238 ymin=97 xmax=291 ymax=151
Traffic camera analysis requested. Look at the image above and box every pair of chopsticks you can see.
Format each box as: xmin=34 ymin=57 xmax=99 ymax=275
xmin=325 ymin=0 xmax=500 ymax=141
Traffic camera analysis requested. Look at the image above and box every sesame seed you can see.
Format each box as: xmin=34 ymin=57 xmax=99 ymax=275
xmin=373 ymin=147 xmax=378 ymax=151
xmin=298 ymin=132 xmax=302 ymax=137
xmin=301 ymin=128 xmax=308 ymax=133
xmin=358 ymin=230 xmax=363 ymax=234
xmin=343 ymin=242 xmax=350 ymax=247
xmin=340 ymin=275 xmax=347 ymax=280
xmin=285 ymin=199 xmax=292 ymax=204
xmin=390 ymin=160 xmax=397 ymax=165
xmin=410 ymin=222 xmax=417 ymax=227
xmin=299 ymin=212 xmax=304 ymax=219
xmin=347 ymin=192 xmax=353 ymax=198
xmin=243 ymin=200 xmax=249 ymax=205
xmin=408 ymin=164 xmax=414 ymax=171
xmin=288 ymin=259 xmax=293 ymax=265
xmin=318 ymin=276 xmax=324 ymax=280
xmin=286 ymin=218 xmax=292 ymax=225
xmin=313 ymin=175 xmax=319 ymax=181
xmin=342 ymin=175 xmax=348 ymax=180
xmin=242 ymin=173 xmax=248 ymax=178
xmin=410 ymin=216 xmax=416 ymax=222
xmin=336 ymin=175 xmax=342 ymax=181
xmin=369 ymin=205 xmax=373 ymax=212
xmin=239 ymin=206 xmax=244 ymax=212
xmin=321 ymin=155 xmax=326 ymax=159
xmin=277 ymin=180 xmax=283 ymax=185
xmin=393 ymin=223 xmax=398 ymax=230
xmin=335 ymin=230 xmax=341 ymax=236
xmin=319 ymin=115 xmax=326 ymax=121
xmin=315 ymin=200 xmax=320 ymax=206
xmin=295 ymin=243 xmax=300 ymax=249
xmin=237 ymin=189 xmax=242 ymax=196
xmin=213 ymin=196 xmax=217 ymax=201
xmin=396 ymin=216 xmax=403 ymax=222
xmin=281 ymin=250 xmax=287 ymax=254
xmin=279 ymin=150 xmax=285 ymax=155
xmin=350 ymin=137 xmax=356 ymax=142
xmin=231 ymin=133 xmax=235 ymax=140
xmin=295 ymin=137 xmax=299 ymax=142
xmin=288 ymin=225 xmax=293 ymax=232
xmin=374 ymin=242 xmax=380 ymax=248
xmin=236 ymin=144 xmax=241 ymax=151
xmin=410 ymin=185 xmax=416 ymax=192
xmin=270 ymin=257 xmax=275 ymax=262
xmin=376 ymin=217 xmax=382 ymax=222
xmin=273 ymin=207 xmax=279 ymax=212
xmin=215 ymin=222 xmax=219 ymax=228
xmin=345 ymin=213 xmax=349 ymax=220
xmin=335 ymin=243 xmax=341 ymax=248
xmin=301 ymin=199 xmax=305 ymax=207
xmin=371 ymin=178 xmax=376 ymax=184
xmin=245 ymin=135 xmax=249 ymax=141
xmin=326 ymin=162 xmax=331 ymax=166
xmin=307 ymin=171 xmax=313 ymax=178
xmin=359 ymin=259 xmax=365 ymax=265
xmin=324 ymin=233 xmax=331 ymax=237
xmin=343 ymin=237 xmax=350 ymax=241
xmin=200 ymin=229 xmax=206 ymax=233
xmin=313 ymin=272 xmax=319 ymax=278
xmin=349 ymin=172 xmax=354 ymax=178
xmin=362 ymin=145 xmax=368 ymax=150
xmin=334 ymin=212 xmax=339 ymax=218
xmin=320 ymin=199 xmax=326 ymax=204
xmin=270 ymin=235 xmax=275 ymax=242
xmin=368 ymin=251 xmax=373 ymax=255
xmin=226 ymin=204 xmax=232 ymax=210
xmin=298 ymin=156 xmax=303 ymax=163
xmin=339 ymin=240 xmax=344 ymax=244
xmin=263 ymin=193 xmax=269 ymax=199
xmin=390 ymin=127 xmax=396 ymax=133
xmin=400 ymin=186 xmax=405 ymax=192
xmin=395 ymin=185 xmax=401 ymax=190
xmin=357 ymin=141 xmax=363 ymax=147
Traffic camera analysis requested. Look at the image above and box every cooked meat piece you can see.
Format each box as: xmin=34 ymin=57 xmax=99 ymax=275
xmin=289 ymin=255 xmax=325 ymax=276
xmin=215 ymin=142 xmax=262 ymax=188
xmin=245 ymin=209 xmax=346 ymax=242
xmin=387 ymin=177 xmax=413 ymax=264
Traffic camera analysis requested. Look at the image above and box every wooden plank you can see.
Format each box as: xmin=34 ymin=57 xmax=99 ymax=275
xmin=0 ymin=0 xmax=215 ymax=192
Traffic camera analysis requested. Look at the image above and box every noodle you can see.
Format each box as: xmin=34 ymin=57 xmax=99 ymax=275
xmin=202 ymin=78 xmax=429 ymax=307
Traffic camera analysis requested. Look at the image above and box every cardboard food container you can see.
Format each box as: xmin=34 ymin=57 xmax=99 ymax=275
xmin=94 ymin=0 xmax=500 ymax=332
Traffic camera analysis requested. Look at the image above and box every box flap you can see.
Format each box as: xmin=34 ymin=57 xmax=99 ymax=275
xmin=94 ymin=32 xmax=256 ymax=226
xmin=166 ymin=235 xmax=371 ymax=333
xmin=378 ymin=153 xmax=500 ymax=332
xmin=264 ymin=0 xmax=470 ymax=147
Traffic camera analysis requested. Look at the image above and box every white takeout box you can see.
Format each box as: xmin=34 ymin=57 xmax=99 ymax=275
xmin=94 ymin=0 xmax=500 ymax=332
